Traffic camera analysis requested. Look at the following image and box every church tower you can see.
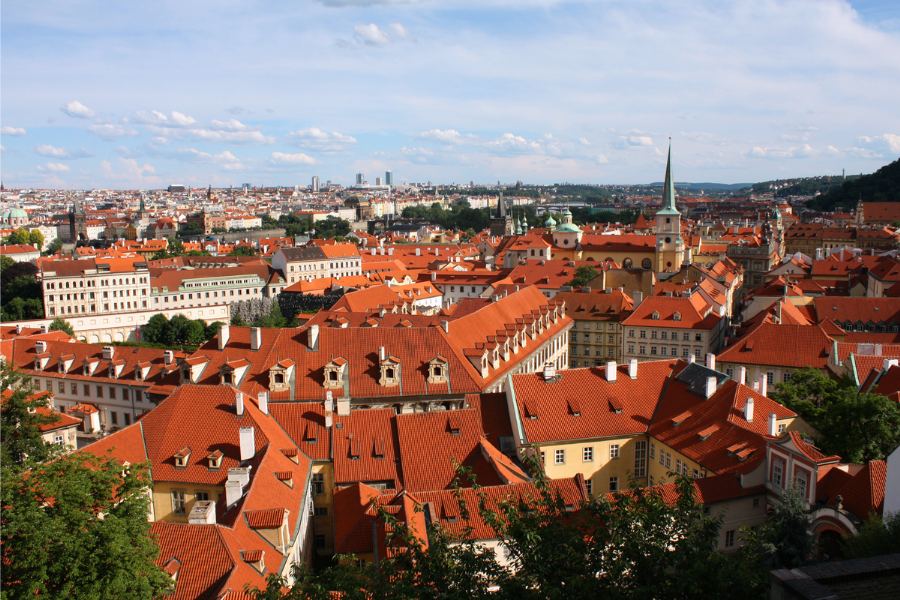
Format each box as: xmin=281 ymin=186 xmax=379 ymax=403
xmin=655 ymin=141 xmax=685 ymax=272
xmin=490 ymin=190 xmax=514 ymax=237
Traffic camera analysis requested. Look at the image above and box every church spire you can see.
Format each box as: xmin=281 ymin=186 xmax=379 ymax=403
xmin=659 ymin=138 xmax=679 ymax=215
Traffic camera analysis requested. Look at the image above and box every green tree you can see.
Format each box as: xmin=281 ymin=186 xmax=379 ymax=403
xmin=28 ymin=229 xmax=45 ymax=249
xmin=0 ymin=364 xmax=55 ymax=469
xmin=48 ymin=317 xmax=75 ymax=336
xmin=4 ymin=227 xmax=31 ymax=245
xmin=772 ymin=368 xmax=900 ymax=462
xmin=43 ymin=237 xmax=64 ymax=256
xmin=843 ymin=514 xmax=900 ymax=558
xmin=141 ymin=313 xmax=169 ymax=344
xmin=568 ymin=266 xmax=599 ymax=288
xmin=1 ymin=454 xmax=173 ymax=599
xmin=229 ymin=245 xmax=257 ymax=257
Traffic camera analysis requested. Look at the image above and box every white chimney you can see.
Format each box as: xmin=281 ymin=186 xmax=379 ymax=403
xmin=606 ymin=361 xmax=617 ymax=382
xmin=759 ymin=374 xmax=768 ymax=397
xmin=379 ymin=346 xmax=386 ymax=361
xmin=431 ymin=272 xmax=437 ymax=282
xmin=218 ymin=325 xmax=230 ymax=349
xmin=257 ymin=391 xmax=269 ymax=415
xmin=415 ymin=247 xmax=421 ymax=256
xmin=35 ymin=340 xmax=47 ymax=354
xmin=628 ymin=358 xmax=638 ymax=379
xmin=225 ymin=480 xmax=243 ymax=507
xmin=744 ymin=396 xmax=755 ymax=423
xmin=441 ymin=320 xmax=449 ymax=333
xmin=706 ymin=353 xmax=716 ymax=371
xmin=103 ymin=346 xmax=115 ymax=360
xmin=308 ymin=324 xmax=319 ymax=350
xmin=543 ymin=362 xmax=557 ymax=380
xmin=239 ymin=426 xmax=255 ymax=461
xmin=164 ymin=350 xmax=174 ymax=365
xmin=705 ymin=376 xmax=717 ymax=399
xmin=688 ymin=354 xmax=696 ymax=364
xmin=768 ymin=412 xmax=777 ymax=436
xmin=250 ymin=327 xmax=262 ymax=351
xmin=188 ymin=500 xmax=217 ymax=524
xmin=336 ymin=397 xmax=351 ymax=416
xmin=884 ymin=358 xmax=899 ymax=371
xmin=632 ymin=291 xmax=643 ymax=306
xmin=235 ymin=391 xmax=245 ymax=416
xmin=737 ymin=366 xmax=747 ymax=385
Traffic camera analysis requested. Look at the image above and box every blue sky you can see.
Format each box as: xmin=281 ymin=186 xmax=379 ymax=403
xmin=1 ymin=0 xmax=899 ymax=189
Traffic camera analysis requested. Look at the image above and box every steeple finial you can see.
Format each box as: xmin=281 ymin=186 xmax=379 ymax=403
xmin=660 ymin=138 xmax=678 ymax=215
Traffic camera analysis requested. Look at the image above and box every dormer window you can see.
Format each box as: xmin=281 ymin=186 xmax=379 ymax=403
xmin=673 ymin=311 xmax=682 ymax=321
xmin=273 ymin=372 xmax=284 ymax=384
xmin=221 ymin=369 xmax=234 ymax=385
xmin=651 ymin=311 xmax=660 ymax=320
xmin=174 ymin=447 xmax=191 ymax=468
xmin=207 ymin=450 xmax=223 ymax=470
xmin=379 ymin=357 xmax=400 ymax=387
xmin=427 ymin=357 xmax=449 ymax=384
xmin=323 ymin=358 xmax=346 ymax=390
xmin=447 ymin=415 xmax=461 ymax=436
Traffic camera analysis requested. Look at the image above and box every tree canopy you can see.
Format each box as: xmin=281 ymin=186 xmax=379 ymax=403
xmin=48 ymin=317 xmax=75 ymax=336
xmin=140 ymin=313 xmax=221 ymax=348
xmin=567 ymin=266 xmax=599 ymax=288
xmin=771 ymin=368 xmax=900 ymax=462
xmin=0 ymin=258 xmax=43 ymax=321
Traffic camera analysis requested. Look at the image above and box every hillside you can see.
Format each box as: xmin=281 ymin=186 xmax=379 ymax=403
xmin=751 ymin=174 xmax=856 ymax=198
xmin=806 ymin=158 xmax=900 ymax=211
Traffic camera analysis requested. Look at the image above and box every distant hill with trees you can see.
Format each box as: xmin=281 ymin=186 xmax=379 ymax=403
xmin=806 ymin=158 xmax=900 ymax=211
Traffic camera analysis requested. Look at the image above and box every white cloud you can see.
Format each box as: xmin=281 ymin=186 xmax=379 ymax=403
xmin=614 ymin=135 xmax=654 ymax=149
xmin=389 ymin=23 xmax=409 ymax=39
xmin=747 ymin=144 xmax=815 ymax=159
xmin=34 ymin=144 xmax=70 ymax=158
xmin=578 ymin=137 xmax=591 ymax=146
xmin=354 ymin=23 xmax=391 ymax=46
xmin=419 ymin=128 xmax=464 ymax=144
xmin=100 ymin=158 xmax=159 ymax=186
xmin=210 ymin=118 xmax=250 ymax=131
xmin=271 ymin=151 xmax=317 ymax=165
xmin=289 ymin=127 xmax=357 ymax=151
xmin=1 ymin=126 xmax=26 ymax=136
xmin=595 ymin=154 xmax=609 ymax=165
xmin=856 ymin=133 xmax=900 ymax=155
xmin=89 ymin=123 xmax=139 ymax=139
xmin=38 ymin=162 xmax=70 ymax=173
xmin=181 ymin=148 xmax=245 ymax=171
xmin=488 ymin=132 xmax=543 ymax=153
xmin=61 ymin=100 xmax=95 ymax=119
xmin=188 ymin=128 xmax=273 ymax=144
xmin=135 ymin=110 xmax=197 ymax=127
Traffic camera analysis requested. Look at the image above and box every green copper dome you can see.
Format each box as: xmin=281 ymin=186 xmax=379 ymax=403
xmin=556 ymin=223 xmax=581 ymax=233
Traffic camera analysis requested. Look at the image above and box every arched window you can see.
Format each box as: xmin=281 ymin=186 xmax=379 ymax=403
xmin=641 ymin=258 xmax=652 ymax=270
xmin=623 ymin=258 xmax=633 ymax=268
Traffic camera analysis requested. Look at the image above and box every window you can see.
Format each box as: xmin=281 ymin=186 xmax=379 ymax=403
xmin=585 ymin=479 xmax=593 ymax=495
xmin=53 ymin=434 xmax=65 ymax=445
xmin=675 ymin=459 xmax=683 ymax=474
xmin=609 ymin=444 xmax=620 ymax=459
xmin=609 ymin=477 xmax=619 ymax=492
xmin=195 ymin=491 xmax=209 ymax=502
xmin=724 ymin=530 xmax=735 ymax=548
xmin=312 ymin=473 xmax=325 ymax=495
xmin=582 ymin=447 xmax=593 ymax=462
xmin=634 ymin=440 xmax=647 ymax=478
xmin=778 ymin=423 xmax=786 ymax=434
xmin=314 ymin=507 xmax=328 ymax=517
xmin=664 ymin=452 xmax=672 ymax=469
xmin=171 ymin=491 xmax=186 ymax=514
xmin=650 ymin=443 xmax=656 ymax=460
xmin=772 ymin=461 xmax=784 ymax=488
xmin=554 ymin=449 xmax=565 ymax=465
xmin=766 ymin=371 xmax=775 ymax=385
xmin=110 ymin=411 xmax=118 ymax=426
xmin=540 ymin=451 xmax=546 ymax=465
xmin=794 ymin=469 xmax=810 ymax=499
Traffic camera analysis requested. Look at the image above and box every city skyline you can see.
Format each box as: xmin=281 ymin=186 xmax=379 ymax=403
xmin=2 ymin=0 xmax=900 ymax=189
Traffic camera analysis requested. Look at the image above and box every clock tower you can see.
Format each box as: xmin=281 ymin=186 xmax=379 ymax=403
xmin=655 ymin=140 xmax=685 ymax=272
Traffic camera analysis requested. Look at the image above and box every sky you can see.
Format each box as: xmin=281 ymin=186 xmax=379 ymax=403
xmin=1 ymin=0 xmax=900 ymax=189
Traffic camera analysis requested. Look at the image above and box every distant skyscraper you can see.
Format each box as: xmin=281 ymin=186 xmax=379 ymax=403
xmin=385 ymin=170 xmax=393 ymax=186
xmin=311 ymin=176 xmax=320 ymax=193
xmin=375 ymin=177 xmax=382 ymax=186
xmin=355 ymin=172 xmax=364 ymax=186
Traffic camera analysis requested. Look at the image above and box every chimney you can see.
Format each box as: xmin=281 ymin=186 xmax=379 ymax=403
xmin=543 ymin=362 xmax=556 ymax=380
xmin=632 ymin=291 xmax=643 ymax=306
xmin=35 ymin=340 xmax=47 ymax=354
xmin=225 ymin=480 xmax=243 ymax=507
xmin=768 ymin=412 xmax=777 ymax=436
xmin=415 ymin=247 xmax=421 ymax=256
xmin=759 ymin=374 xmax=768 ymax=397
xmin=257 ymin=391 xmax=269 ymax=415
xmin=737 ymin=365 xmax=747 ymax=385
xmin=688 ymin=354 xmax=696 ymax=364
xmin=164 ymin=350 xmax=174 ymax=365
xmin=705 ymin=353 xmax=716 ymax=371
xmin=235 ymin=391 xmax=245 ymax=416
xmin=250 ymin=327 xmax=262 ymax=351
xmin=884 ymin=358 xmax=899 ymax=371
xmin=218 ymin=324 xmax=230 ymax=349
xmin=705 ymin=376 xmax=717 ymax=399
xmin=379 ymin=346 xmax=386 ymax=361
xmin=606 ymin=361 xmax=617 ymax=382
xmin=308 ymin=324 xmax=319 ymax=350
xmin=431 ymin=271 xmax=437 ymax=282
xmin=188 ymin=500 xmax=217 ymax=524
xmin=102 ymin=346 xmax=114 ymax=360
xmin=440 ymin=320 xmax=449 ymax=333
xmin=744 ymin=396 xmax=755 ymax=422
xmin=628 ymin=358 xmax=638 ymax=379
xmin=239 ymin=426 xmax=256 ymax=461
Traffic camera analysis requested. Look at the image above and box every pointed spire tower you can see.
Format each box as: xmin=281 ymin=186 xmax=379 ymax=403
xmin=655 ymin=138 xmax=685 ymax=272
